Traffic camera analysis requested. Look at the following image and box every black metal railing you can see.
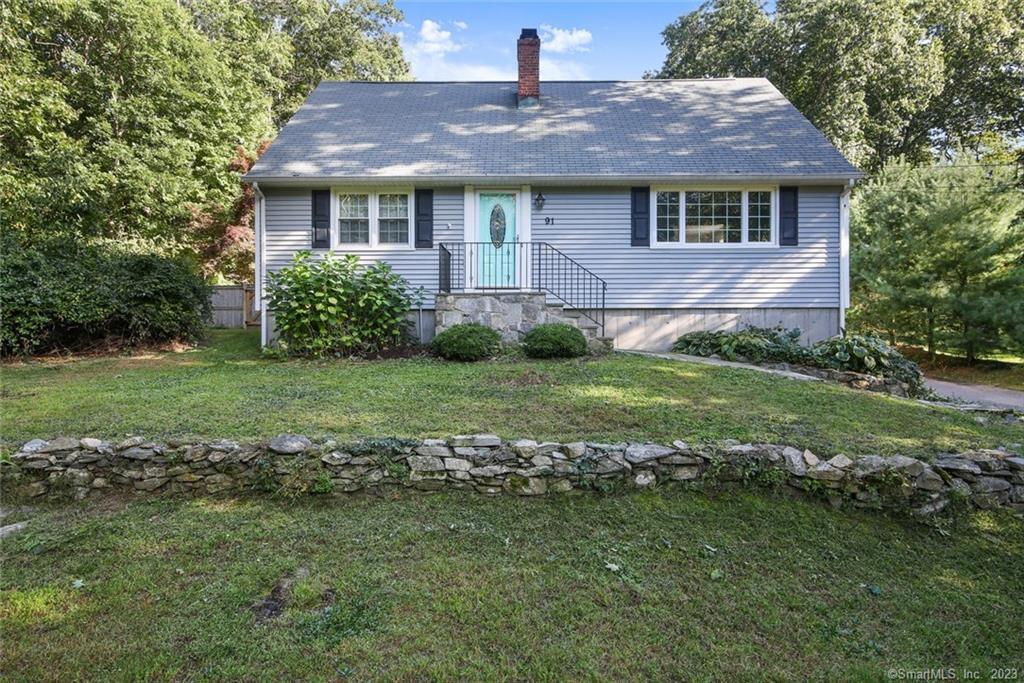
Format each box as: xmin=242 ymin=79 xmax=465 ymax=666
xmin=438 ymin=241 xmax=607 ymax=334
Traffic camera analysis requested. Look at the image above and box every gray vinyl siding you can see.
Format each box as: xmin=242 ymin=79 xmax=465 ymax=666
xmin=262 ymin=185 xmax=840 ymax=311
xmin=531 ymin=187 xmax=841 ymax=309
xmin=263 ymin=187 xmax=463 ymax=307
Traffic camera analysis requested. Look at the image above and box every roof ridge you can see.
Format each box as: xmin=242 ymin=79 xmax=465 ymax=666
xmin=317 ymin=78 xmax=767 ymax=85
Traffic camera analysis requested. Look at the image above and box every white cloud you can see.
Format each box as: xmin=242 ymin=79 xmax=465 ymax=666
xmin=539 ymin=25 xmax=592 ymax=54
xmin=452 ymin=20 xmax=468 ymax=31
xmin=415 ymin=19 xmax=461 ymax=56
xmin=400 ymin=20 xmax=590 ymax=82
xmin=402 ymin=19 xmax=508 ymax=80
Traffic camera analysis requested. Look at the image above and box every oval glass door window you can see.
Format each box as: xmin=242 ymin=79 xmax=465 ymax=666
xmin=489 ymin=204 xmax=506 ymax=248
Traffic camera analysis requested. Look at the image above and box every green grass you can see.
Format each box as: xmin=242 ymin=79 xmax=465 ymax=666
xmin=2 ymin=329 xmax=1022 ymax=459
xmin=1 ymin=491 xmax=1021 ymax=680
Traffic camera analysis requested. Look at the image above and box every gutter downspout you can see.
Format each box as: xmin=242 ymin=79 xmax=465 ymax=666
xmin=839 ymin=179 xmax=854 ymax=335
xmin=252 ymin=181 xmax=268 ymax=347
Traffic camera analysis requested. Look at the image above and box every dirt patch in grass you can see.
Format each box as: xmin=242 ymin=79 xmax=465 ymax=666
xmin=2 ymin=338 xmax=197 ymax=366
xmin=250 ymin=567 xmax=309 ymax=622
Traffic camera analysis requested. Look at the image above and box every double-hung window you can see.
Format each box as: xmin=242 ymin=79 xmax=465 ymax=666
xmin=336 ymin=191 xmax=412 ymax=248
xmin=653 ymin=188 xmax=777 ymax=246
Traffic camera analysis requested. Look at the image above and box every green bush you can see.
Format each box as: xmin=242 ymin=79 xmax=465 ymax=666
xmin=265 ymin=251 xmax=423 ymax=357
xmin=672 ymin=327 xmax=811 ymax=364
xmin=812 ymin=334 xmax=925 ymax=394
xmin=0 ymin=235 xmax=211 ymax=356
xmin=522 ymin=323 xmax=588 ymax=359
xmin=671 ymin=326 xmax=926 ymax=396
xmin=431 ymin=323 xmax=501 ymax=361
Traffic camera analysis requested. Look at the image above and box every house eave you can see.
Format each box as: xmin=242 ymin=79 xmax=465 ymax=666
xmin=244 ymin=173 xmax=864 ymax=187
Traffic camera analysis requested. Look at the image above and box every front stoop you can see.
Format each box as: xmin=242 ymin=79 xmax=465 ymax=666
xmin=435 ymin=292 xmax=611 ymax=350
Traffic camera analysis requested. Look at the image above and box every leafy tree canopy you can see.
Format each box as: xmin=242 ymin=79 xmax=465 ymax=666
xmin=654 ymin=0 xmax=1024 ymax=171
xmin=0 ymin=0 xmax=408 ymax=280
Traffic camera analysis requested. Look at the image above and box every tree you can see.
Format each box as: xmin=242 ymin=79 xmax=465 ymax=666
xmin=921 ymin=0 xmax=1024 ymax=156
xmin=1 ymin=0 xmax=409 ymax=282
xmin=850 ymin=159 xmax=1024 ymax=362
xmin=179 ymin=0 xmax=409 ymax=280
xmin=185 ymin=0 xmax=409 ymax=127
xmin=655 ymin=0 xmax=780 ymax=82
xmin=653 ymin=0 xmax=1024 ymax=172
xmin=1 ymin=0 xmax=272 ymax=252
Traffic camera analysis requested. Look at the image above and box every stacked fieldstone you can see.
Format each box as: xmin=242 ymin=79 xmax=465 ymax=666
xmin=747 ymin=361 xmax=915 ymax=397
xmin=434 ymin=292 xmax=611 ymax=351
xmin=4 ymin=435 xmax=1022 ymax=517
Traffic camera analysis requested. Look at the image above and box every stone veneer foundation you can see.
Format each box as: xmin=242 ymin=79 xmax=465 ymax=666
xmin=434 ymin=292 xmax=608 ymax=347
xmin=5 ymin=435 xmax=1023 ymax=518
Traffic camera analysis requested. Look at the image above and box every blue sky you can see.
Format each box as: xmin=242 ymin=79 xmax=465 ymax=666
xmin=394 ymin=1 xmax=705 ymax=81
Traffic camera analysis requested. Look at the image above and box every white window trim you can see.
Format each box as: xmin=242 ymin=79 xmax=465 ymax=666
xmin=330 ymin=187 xmax=415 ymax=251
xmin=649 ymin=186 xmax=780 ymax=249
xmin=839 ymin=184 xmax=852 ymax=332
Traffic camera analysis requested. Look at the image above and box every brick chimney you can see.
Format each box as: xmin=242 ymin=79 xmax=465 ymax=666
xmin=517 ymin=28 xmax=540 ymax=107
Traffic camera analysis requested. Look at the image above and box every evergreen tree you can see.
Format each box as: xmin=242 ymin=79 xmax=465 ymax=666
xmin=851 ymin=160 xmax=1024 ymax=361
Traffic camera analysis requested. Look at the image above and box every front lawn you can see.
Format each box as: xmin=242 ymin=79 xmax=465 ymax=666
xmin=1 ymin=492 xmax=1021 ymax=680
xmin=2 ymin=329 xmax=1021 ymax=459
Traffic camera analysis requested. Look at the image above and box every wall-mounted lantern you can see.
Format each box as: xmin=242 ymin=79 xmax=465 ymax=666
xmin=533 ymin=191 xmax=546 ymax=211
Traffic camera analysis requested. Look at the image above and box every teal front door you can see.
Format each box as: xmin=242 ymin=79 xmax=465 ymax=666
xmin=477 ymin=192 xmax=517 ymax=288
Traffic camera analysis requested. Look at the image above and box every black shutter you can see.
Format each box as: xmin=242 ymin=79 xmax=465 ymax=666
xmin=779 ymin=186 xmax=799 ymax=246
xmin=630 ymin=187 xmax=650 ymax=247
xmin=414 ymin=189 xmax=434 ymax=248
xmin=311 ymin=189 xmax=330 ymax=249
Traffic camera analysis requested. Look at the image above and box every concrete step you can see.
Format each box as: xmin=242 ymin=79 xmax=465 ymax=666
xmin=538 ymin=303 xmax=606 ymax=342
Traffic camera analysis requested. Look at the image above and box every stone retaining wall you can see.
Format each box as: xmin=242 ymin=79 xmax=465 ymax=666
xmin=5 ymin=436 xmax=1022 ymax=518
xmin=759 ymin=362 xmax=915 ymax=397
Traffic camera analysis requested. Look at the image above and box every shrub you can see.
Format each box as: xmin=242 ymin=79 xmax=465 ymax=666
xmin=522 ymin=323 xmax=588 ymax=359
xmin=672 ymin=327 xmax=811 ymax=364
xmin=671 ymin=326 xmax=925 ymax=396
xmin=812 ymin=334 xmax=925 ymax=394
xmin=431 ymin=323 xmax=501 ymax=361
xmin=265 ymin=251 xmax=423 ymax=357
xmin=0 ymin=235 xmax=211 ymax=356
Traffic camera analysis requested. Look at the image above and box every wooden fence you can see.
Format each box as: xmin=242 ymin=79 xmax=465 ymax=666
xmin=211 ymin=284 xmax=259 ymax=328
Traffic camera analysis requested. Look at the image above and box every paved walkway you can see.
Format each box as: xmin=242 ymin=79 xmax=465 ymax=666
xmin=925 ymin=378 xmax=1024 ymax=411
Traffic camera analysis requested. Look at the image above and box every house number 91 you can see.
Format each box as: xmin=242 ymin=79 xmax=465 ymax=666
xmin=544 ymin=217 xmax=555 ymax=224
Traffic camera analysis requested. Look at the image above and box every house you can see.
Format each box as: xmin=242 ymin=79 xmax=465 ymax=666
xmin=245 ymin=28 xmax=862 ymax=351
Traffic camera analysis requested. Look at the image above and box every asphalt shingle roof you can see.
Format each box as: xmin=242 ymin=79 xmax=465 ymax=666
xmin=246 ymin=79 xmax=862 ymax=182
